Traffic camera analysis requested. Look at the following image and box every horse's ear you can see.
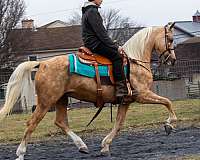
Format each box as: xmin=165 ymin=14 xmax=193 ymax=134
xmin=168 ymin=22 xmax=175 ymax=30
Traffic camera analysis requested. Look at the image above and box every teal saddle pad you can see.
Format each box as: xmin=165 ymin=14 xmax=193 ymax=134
xmin=68 ymin=54 xmax=128 ymax=79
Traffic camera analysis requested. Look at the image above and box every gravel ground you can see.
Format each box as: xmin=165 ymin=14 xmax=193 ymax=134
xmin=1 ymin=125 xmax=200 ymax=160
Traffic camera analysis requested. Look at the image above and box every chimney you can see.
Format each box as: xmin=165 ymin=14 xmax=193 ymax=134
xmin=22 ymin=19 xmax=34 ymax=29
xmin=192 ymin=10 xmax=200 ymax=22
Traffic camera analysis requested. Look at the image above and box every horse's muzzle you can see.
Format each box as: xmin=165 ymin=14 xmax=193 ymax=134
xmin=169 ymin=58 xmax=176 ymax=66
xmin=166 ymin=57 xmax=176 ymax=66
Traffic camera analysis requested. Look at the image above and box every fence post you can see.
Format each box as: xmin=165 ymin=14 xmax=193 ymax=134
xmin=198 ymin=81 xmax=200 ymax=98
xmin=187 ymin=85 xmax=190 ymax=98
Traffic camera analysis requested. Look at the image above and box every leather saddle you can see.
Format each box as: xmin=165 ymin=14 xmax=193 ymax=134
xmin=77 ymin=47 xmax=112 ymax=65
xmin=77 ymin=47 xmax=114 ymax=84
xmin=76 ymin=46 xmax=130 ymax=108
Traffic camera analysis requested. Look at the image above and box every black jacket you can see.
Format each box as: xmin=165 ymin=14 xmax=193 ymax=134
xmin=81 ymin=5 xmax=118 ymax=50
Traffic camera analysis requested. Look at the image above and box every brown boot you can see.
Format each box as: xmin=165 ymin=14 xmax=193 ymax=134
xmin=115 ymin=80 xmax=128 ymax=98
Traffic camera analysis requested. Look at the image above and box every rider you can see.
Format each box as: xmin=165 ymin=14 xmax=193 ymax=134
xmin=81 ymin=0 xmax=128 ymax=99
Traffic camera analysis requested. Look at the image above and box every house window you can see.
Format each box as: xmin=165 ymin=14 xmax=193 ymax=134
xmin=28 ymin=55 xmax=37 ymax=80
xmin=188 ymin=76 xmax=193 ymax=83
xmin=156 ymin=85 xmax=159 ymax=94
xmin=0 ymin=84 xmax=6 ymax=100
xmin=0 ymin=88 xmax=5 ymax=99
xmin=28 ymin=55 xmax=37 ymax=61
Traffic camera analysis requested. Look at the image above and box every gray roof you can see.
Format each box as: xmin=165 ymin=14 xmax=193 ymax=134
xmin=193 ymin=10 xmax=200 ymax=16
xmin=182 ymin=37 xmax=200 ymax=44
xmin=174 ymin=21 xmax=200 ymax=37
xmin=39 ymin=20 xmax=68 ymax=28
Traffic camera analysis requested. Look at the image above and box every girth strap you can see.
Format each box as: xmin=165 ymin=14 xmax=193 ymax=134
xmin=86 ymin=62 xmax=104 ymax=127
xmin=94 ymin=62 xmax=104 ymax=108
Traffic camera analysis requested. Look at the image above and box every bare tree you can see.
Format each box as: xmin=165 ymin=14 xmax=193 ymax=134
xmin=66 ymin=11 xmax=82 ymax=26
xmin=0 ymin=0 xmax=25 ymax=67
xmin=66 ymin=8 xmax=143 ymax=44
xmin=100 ymin=9 xmax=143 ymax=44
xmin=101 ymin=9 xmax=131 ymax=30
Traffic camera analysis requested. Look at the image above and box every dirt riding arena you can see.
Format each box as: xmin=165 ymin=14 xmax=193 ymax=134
xmin=1 ymin=125 xmax=200 ymax=160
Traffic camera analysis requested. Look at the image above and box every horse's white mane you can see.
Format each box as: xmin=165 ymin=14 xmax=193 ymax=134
xmin=123 ymin=27 xmax=153 ymax=60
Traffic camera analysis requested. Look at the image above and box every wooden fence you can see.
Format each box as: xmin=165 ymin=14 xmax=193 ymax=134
xmin=186 ymin=81 xmax=200 ymax=99
xmin=0 ymin=59 xmax=199 ymax=113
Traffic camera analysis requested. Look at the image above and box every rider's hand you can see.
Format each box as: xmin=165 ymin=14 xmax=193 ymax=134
xmin=118 ymin=46 xmax=123 ymax=54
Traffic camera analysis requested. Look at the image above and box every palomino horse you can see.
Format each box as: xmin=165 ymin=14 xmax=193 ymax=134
xmin=0 ymin=23 xmax=177 ymax=159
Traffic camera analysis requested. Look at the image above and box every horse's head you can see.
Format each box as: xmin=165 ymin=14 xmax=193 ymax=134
xmin=154 ymin=22 xmax=176 ymax=66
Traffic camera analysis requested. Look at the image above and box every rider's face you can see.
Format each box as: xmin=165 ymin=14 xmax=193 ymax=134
xmin=93 ymin=0 xmax=103 ymax=6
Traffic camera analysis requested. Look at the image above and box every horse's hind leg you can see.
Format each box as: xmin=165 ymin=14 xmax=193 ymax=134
xmin=101 ymin=104 xmax=129 ymax=155
xmin=16 ymin=102 xmax=50 ymax=160
xmin=136 ymin=90 xmax=177 ymax=134
xmin=54 ymin=95 xmax=89 ymax=154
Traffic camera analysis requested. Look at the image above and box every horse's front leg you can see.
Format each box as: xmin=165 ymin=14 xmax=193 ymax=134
xmin=136 ymin=90 xmax=177 ymax=134
xmin=101 ymin=104 xmax=129 ymax=156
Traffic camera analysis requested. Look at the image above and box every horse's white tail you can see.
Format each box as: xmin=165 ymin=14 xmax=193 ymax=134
xmin=0 ymin=61 xmax=40 ymax=122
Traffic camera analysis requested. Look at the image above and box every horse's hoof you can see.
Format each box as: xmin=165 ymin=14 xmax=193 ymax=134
xmin=164 ymin=124 xmax=173 ymax=135
xmin=16 ymin=155 xmax=24 ymax=160
xmin=79 ymin=147 xmax=89 ymax=154
xmin=100 ymin=150 xmax=111 ymax=157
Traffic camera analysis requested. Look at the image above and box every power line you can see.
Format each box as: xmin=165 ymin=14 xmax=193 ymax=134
xmin=29 ymin=8 xmax=80 ymax=17
xmin=28 ymin=0 xmax=131 ymax=17
xmin=26 ymin=1 xmax=200 ymax=40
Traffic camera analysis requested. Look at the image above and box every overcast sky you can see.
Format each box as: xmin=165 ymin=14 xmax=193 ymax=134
xmin=24 ymin=0 xmax=200 ymax=27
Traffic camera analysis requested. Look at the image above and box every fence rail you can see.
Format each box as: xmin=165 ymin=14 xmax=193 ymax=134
xmin=0 ymin=59 xmax=199 ymax=113
xmin=152 ymin=59 xmax=200 ymax=80
xmin=186 ymin=81 xmax=200 ymax=99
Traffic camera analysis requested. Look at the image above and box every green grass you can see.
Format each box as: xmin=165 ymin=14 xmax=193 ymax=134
xmin=182 ymin=155 xmax=200 ymax=160
xmin=0 ymin=99 xmax=199 ymax=143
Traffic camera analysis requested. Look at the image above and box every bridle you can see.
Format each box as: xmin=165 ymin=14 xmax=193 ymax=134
xmin=121 ymin=24 xmax=175 ymax=72
xmin=159 ymin=26 xmax=175 ymax=64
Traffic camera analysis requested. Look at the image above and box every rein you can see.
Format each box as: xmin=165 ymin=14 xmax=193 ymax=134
xmin=128 ymin=58 xmax=151 ymax=72
xmin=120 ymin=49 xmax=152 ymax=73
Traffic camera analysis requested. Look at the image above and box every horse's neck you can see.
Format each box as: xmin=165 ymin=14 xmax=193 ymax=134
xmin=142 ymin=42 xmax=154 ymax=63
xmin=123 ymin=27 xmax=157 ymax=62
xmin=142 ymin=28 xmax=162 ymax=62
